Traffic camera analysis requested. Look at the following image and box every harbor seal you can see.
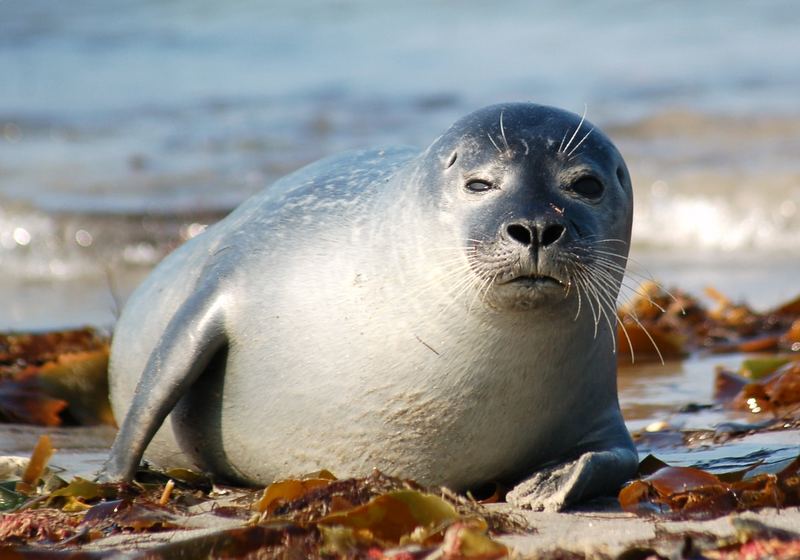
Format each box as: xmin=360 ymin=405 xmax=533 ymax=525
xmin=101 ymin=102 xmax=638 ymax=511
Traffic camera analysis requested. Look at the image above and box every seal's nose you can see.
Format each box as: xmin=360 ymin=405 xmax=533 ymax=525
xmin=506 ymin=221 xmax=566 ymax=248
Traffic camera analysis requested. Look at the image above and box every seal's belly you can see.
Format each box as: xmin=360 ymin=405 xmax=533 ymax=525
xmin=191 ymin=322 xmax=594 ymax=489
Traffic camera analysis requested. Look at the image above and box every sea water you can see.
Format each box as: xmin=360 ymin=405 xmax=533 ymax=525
xmin=1 ymin=0 xmax=798 ymax=324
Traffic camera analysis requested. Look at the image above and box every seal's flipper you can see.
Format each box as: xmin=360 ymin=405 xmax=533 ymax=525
xmin=100 ymin=285 xmax=228 ymax=482
xmin=506 ymin=447 xmax=639 ymax=511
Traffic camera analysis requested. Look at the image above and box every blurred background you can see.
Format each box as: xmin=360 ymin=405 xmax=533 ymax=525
xmin=1 ymin=0 xmax=799 ymax=329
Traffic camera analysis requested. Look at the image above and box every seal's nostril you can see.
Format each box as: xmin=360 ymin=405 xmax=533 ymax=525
xmin=541 ymin=224 xmax=566 ymax=247
xmin=507 ymin=224 xmax=533 ymax=246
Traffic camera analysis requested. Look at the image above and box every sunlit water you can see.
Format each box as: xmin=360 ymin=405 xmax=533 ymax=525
xmin=1 ymin=1 xmax=799 ymax=469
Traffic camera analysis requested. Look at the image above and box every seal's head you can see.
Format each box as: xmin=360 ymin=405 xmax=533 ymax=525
xmin=418 ymin=103 xmax=633 ymax=313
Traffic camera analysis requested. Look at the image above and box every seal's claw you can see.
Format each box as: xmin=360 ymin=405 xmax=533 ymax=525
xmin=506 ymin=448 xmax=639 ymax=512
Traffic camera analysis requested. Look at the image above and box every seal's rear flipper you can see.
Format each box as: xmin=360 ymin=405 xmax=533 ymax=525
xmin=505 ymin=447 xmax=639 ymax=511
xmin=99 ymin=286 xmax=228 ymax=482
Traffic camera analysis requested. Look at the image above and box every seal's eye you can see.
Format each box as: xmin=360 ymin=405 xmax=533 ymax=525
xmin=465 ymin=180 xmax=494 ymax=193
xmin=570 ymin=177 xmax=604 ymax=200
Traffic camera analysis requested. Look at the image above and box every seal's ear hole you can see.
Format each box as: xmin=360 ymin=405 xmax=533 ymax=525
xmin=616 ymin=167 xmax=625 ymax=184
xmin=446 ymin=151 xmax=458 ymax=169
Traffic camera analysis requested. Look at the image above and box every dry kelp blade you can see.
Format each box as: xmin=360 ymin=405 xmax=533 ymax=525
xmin=33 ymin=350 xmax=112 ymax=426
xmin=0 ymin=329 xmax=108 ymax=368
xmin=783 ymin=319 xmax=800 ymax=345
xmin=133 ymin=465 xmax=213 ymax=493
xmin=108 ymin=501 xmax=182 ymax=532
xmin=256 ymin=475 xmax=337 ymax=514
xmin=616 ymin=320 xmax=687 ymax=364
xmin=729 ymin=360 xmax=800 ymax=413
xmin=713 ymin=367 xmax=750 ymax=403
xmin=2 ymin=523 xmax=324 ymax=559
xmin=619 ymin=465 xmax=735 ymax=516
xmin=772 ymin=294 xmax=800 ymax=316
xmin=0 ymin=328 xmax=111 ymax=427
xmin=636 ymin=454 xmax=670 ymax=477
xmin=617 ymin=284 xmax=800 ymax=357
xmin=620 ymin=454 xmax=800 ymax=516
xmin=438 ymin=520 xmax=508 ymax=559
xmin=739 ymin=357 xmax=792 ymax=380
xmin=0 ymin=483 xmax=27 ymax=511
xmin=317 ymin=489 xmax=460 ymax=545
xmin=0 ymin=378 xmax=67 ymax=426
xmin=0 ymin=509 xmax=84 ymax=549
xmin=16 ymin=435 xmax=54 ymax=494
xmin=44 ymin=478 xmax=125 ymax=511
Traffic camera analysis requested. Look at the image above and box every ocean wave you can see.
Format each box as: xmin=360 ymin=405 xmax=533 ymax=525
xmin=1 ymin=187 xmax=798 ymax=283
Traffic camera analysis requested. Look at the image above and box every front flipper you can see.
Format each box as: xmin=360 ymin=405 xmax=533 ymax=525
xmin=99 ymin=285 xmax=228 ymax=482
xmin=506 ymin=447 xmax=638 ymax=511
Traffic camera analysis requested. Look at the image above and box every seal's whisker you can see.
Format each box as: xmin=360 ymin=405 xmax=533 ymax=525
xmin=521 ymin=138 xmax=530 ymax=155
xmin=588 ymin=250 xmax=629 ymax=264
xmin=585 ymin=270 xmax=613 ymax=340
xmin=443 ymin=274 xmax=484 ymax=318
xmin=588 ymin=264 xmax=664 ymax=365
xmin=588 ymin=247 xmax=665 ymax=280
xmin=595 ymin=266 xmax=667 ymax=313
xmin=573 ymin=255 xmax=631 ymax=353
xmin=600 ymin=283 xmax=632 ymax=358
xmin=616 ymin=317 xmax=636 ymax=363
xmin=577 ymin=265 xmax=606 ymax=333
xmin=424 ymin=248 xmax=478 ymax=256
xmin=571 ymin=266 xmax=601 ymax=336
xmin=618 ymin=306 xmax=664 ymax=365
xmin=594 ymin=259 xmax=658 ymax=298
xmin=567 ymin=127 xmax=594 ymax=157
xmin=418 ymin=263 xmax=482 ymax=320
xmin=561 ymin=104 xmax=587 ymax=155
xmin=429 ymin=244 xmax=479 ymax=252
xmin=582 ymin=262 xmax=637 ymax=357
xmin=573 ymin=280 xmax=583 ymax=321
xmin=560 ymin=262 xmax=573 ymax=299
xmin=571 ymin=256 xmax=628 ymax=276
xmin=405 ymin=252 xmax=473 ymax=303
xmin=558 ymin=129 xmax=569 ymax=154
xmin=573 ymin=246 xmax=628 ymax=260
xmin=574 ymin=248 xmax=655 ymax=285
xmin=568 ymin=268 xmax=586 ymax=322
xmin=587 ymin=250 xmax=683 ymax=312
xmin=467 ymin=270 xmax=495 ymax=315
xmin=585 ymin=279 xmax=605 ymax=338
xmin=589 ymin=260 xmax=668 ymax=316
xmin=583 ymin=254 xmax=628 ymax=272
xmin=596 ymin=288 xmax=620 ymax=354
xmin=487 ymin=133 xmax=502 ymax=155
xmin=499 ymin=110 xmax=510 ymax=153
xmin=562 ymin=263 xmax=585 ymax=321
xmin=478 ymin=271 xmax=499 ymax=308
xmin=587 ymin=237 xmax=629 ymax=245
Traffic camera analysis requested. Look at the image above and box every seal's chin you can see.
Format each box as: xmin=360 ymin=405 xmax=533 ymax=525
xmin=486 ymin=273 xmax=568 ymax=311
xmin=500 ymin=274 xmax=565 ymax=289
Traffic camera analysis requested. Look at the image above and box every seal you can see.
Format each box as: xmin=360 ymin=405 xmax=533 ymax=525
xmin=101 ymin=102 xmax=638 ymax=511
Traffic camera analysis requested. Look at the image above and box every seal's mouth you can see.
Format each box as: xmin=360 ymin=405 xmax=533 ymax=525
xmin=500 ymin=274 xmax=565 ymax=288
